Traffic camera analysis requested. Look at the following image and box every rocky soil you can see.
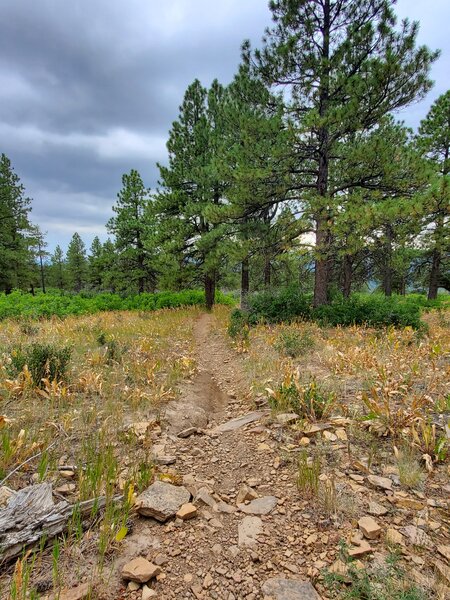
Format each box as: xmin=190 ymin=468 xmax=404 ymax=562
xmin=3 ymin=313 xmax=449 ymax=600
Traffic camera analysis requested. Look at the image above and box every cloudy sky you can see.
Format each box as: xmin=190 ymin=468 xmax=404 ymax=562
xmin=1 ymin=0 xmax=449 ymax=251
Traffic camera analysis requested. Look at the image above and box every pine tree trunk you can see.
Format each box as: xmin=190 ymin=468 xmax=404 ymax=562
xmin=382 ymin=224 xmax=393 ymax=297
xmin=205 ymin=273 xmax=215 ymax=311
xmin=314 ymin=216 xmax=332 ymax=307
xmin=428 ymin=248 xmax=441 ymax=300
xmin=39 ymin=251 xmax=46 ymax=294
xmin=240 ymin=256 xmax=250 ymax=310
xmin=342 ymin=255 xmax=352 ymax=298
xmin=313 ymin=0 xmax=332 ymax=308
xmin=264 ymin=254 xmax=271 ymax=287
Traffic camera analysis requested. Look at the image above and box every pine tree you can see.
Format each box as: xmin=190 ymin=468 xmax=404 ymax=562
xmin=49 ymin=245 xmax=66 ymax=290
xmin=88 ymin=236 xmax=104 ymax=291
xmin=155 ymin=79 xmax=228 ymax=310
xmin=417 ymin=91 xmax=450 ymax=299
xmin=0 ymin=154 xmax=34 ymax=292
xmin=66 ymin=232 xmax=87 ymax=292
xmin=107 ymin=170 xmax=154 ymax=294
xmin=251 ymin=0 xmax=438 ymax=305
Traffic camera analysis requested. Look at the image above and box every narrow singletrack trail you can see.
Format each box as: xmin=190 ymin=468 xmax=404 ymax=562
xmin=114 ymin=313 xmax=327 ymax=600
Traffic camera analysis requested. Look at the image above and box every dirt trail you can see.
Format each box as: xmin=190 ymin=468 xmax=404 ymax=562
xmin=113 ymin=313 xmax=328 ymax=600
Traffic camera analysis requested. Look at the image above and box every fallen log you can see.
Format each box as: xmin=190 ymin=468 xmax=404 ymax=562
xmin=0 ymin=483 xmax=122 ymax=563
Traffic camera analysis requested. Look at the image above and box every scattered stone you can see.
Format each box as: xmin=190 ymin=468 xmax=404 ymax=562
xmin=335 ymin=428 xmax=348 ymax=441
xmin=348 ymin=540 xmax=373 ymax=557
xmin=60 ymin=470 xmax=75 ymax=479
xmin=358 ymin=516 xmax=382 ymax=540
xmin=212 ymin=411 xmax=269 ymax=434
xmin=50 ymin=584 xmax=90 ymax=600
xmin=367 ymin=475 xmax=392 ymax=491
xmin=176 ymin=503 xmax=197 ymax=520
xmin=323 ymin=430 xmax=337 ymax=442
xmin=203 ymin=573 xmax=214 ymax=589
xmin=391 ymin=496 xmax=424 ymax=511
xmin=437 ymin=545 xmax=450 ymax=561
xmin=153 ymin=554 xmax=169 ymax=566
xmin=178 ymin=427 xmax=198 ymax=438
xmin=216 ymin=500 xmax=237 ymax=514
xmin=368 ymin=501 xmax=388 ymax=516
xmin=303 ymin=423 xmax=332 ymax=436
xmin=261 ymin=578 xmax=322 ymax=599
xmin=195 ymin=487 xmax=216 ymax=508
xmin=142 ymin=585 xmax=157 ymax=600
xmin=154 ymin=456 xmax=176 ymax=466
xmin=386 ymin=528 xmax=405 ymax=546
xmin=212 ymin=543 xmax=223 ymax=556
xmin=238 ymin=516 xmax=263 ymax=547
xmin=136 ymin=481 xmax=190 ymax=522
xmin=299 ymin=437 xmax=310 ymax=446
xmin=55 ymin=483 xmax=76 ymax=494
xmin=238 ymin=496 xmax=278 ymax=515
xmin=329 ymin=559 xmax=351 ymax=583
xmin=401 ymin=526 xmax=434 ymax=549
xmin=122 ymin=558 xmax=161 ymax=583
xmin=127 ymin=581 xmax=140 ymax=592
xmin=236 ymin=485 xmax=258 ymax=504
xmin=435 ymin=559 xmax=450 ymax=585
xmin=276 ymin=413 xmax=299 ymax=426
xmin=128 ymin=421 xmax=155 ymax=438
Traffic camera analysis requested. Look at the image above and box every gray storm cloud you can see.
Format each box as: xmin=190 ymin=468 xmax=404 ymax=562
xmin=1 ymin=0 xmax=448 ymax=249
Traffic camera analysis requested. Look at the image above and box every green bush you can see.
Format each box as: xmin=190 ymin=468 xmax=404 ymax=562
xmin=269 ymin=374 xmax=334 ymax=421
xmin=247 ymin=286 xmax=312 ymax=324
xmin=8 ymin=343 xmax=72 ymax=387
xmin=233 ymin=287 xmax=437 ymax=331
xmin=228 ymin=308 xmax=249 ymax=338
xmin=275 ymin=328 xmax=315 ymax=357
xmin=0 ymin=289 xmax=234 ymax=321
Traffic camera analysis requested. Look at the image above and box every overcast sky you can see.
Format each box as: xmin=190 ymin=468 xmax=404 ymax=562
xmin=1 ymin=0 xmax=449 ymax=251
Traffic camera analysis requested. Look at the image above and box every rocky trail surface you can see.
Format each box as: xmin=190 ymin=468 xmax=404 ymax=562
xmin=46 ymin=313 xmax=449 ymax=600
xmin=112 ymin=314 xmax=325 ymax=600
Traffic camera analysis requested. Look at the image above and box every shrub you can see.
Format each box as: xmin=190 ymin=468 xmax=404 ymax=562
xmin=8 ymin=343 xmax=72 ymax=388
xmin=227 ymin=308 xmax=249 ymax=339
xmin=275 ymin=327 xmax=315 ymax=357
xmin=268 ymin=371 xmax=335 ymax=421
xmin=247 ymin=286 xmax=312 ymax=324
xmin=0 ymin=289 xmax=234 ymax=321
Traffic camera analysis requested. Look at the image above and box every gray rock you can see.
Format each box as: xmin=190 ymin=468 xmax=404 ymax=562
xmin=195 ymin=487 xmax=216 ymax=508
xmin=238 ymin=496 xmax=278 ymax=515
xmin=136 ymin=481 xmax=190 ymax=522
xmin=178 ymin=427 xmax=198 ymax=438
xmin=367 ymin=475 xmax=392 ymax=490
xmin=262 ymin=578 xmax=321 ymax=599
xmin=276 ymin=413 xmax=299 ymax=425
xmin=238 ymin=516 xmax=262 ymax=547
xmin=212 ymin=411 xmax=269 ymax=434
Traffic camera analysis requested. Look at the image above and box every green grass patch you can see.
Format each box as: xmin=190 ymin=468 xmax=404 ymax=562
xmin=0 ymin=289 xmax=234 ymax=320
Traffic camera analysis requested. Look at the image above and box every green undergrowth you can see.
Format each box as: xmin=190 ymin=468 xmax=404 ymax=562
xmin=229 ymin=287 xmax=447 ymax=332
xmin=0 ymin=289 xmax=234 ymax=320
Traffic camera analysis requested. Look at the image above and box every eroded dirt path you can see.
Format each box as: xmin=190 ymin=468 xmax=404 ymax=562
xmin=112 ymin=313 xmax=331 ymax=600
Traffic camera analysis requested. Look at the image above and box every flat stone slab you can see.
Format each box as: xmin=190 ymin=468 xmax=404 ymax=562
xmin=238 ymin=496 xmax=278 ymax=515
xmin=262 ymin=578 xmax=322 ymax=599
xmin=136 ymin=480 xmax=190 ymax=522
xmin=213 ymin=411 xmax=269 ymax=434
xmin=276 ymin=413 xmax=299 ymax=425
xmin=238 ymin=516 xmax=262 ymax=547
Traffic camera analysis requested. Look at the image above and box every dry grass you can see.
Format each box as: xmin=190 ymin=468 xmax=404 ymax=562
xmin=0 ymin=307 xmax=200 ymax=595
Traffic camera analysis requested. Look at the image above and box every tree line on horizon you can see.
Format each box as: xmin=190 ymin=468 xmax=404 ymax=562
xmin=1 ymin=0 xmax=449 ymax=308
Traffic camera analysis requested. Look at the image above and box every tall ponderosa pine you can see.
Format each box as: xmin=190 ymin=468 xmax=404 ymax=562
xmin=66 ymin=232 xmax=87 ymax=292
xmin=0 ymin=154 xmax=34 ymax=292
xmin=252 ymin=0 xmax=438 ymax=305
xmin=88 ymin=236 xmax=104 ymax=291
xmin=156 ymin=79 xmax=228 ymax=310
xmin=417 ymin=91 xmax=450 ymax=299
xmin=108 ymin=170 xmax=154 ymax=294
xmin=49 ymin=245 xmax=66 ymax=290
